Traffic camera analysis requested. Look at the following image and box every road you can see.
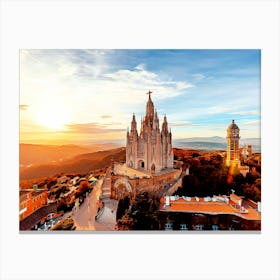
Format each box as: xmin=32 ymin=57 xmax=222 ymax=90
xmin=72 ymin=178 xmax=103 ymax=230
xmin=72 ymin=178 xmax=117 ymax=231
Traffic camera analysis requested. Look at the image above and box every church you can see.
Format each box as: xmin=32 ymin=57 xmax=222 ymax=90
xmin=107 ymin=91 xmax=181 ymax=200
xmin=126 ymin=91 xmax=174 ymax=174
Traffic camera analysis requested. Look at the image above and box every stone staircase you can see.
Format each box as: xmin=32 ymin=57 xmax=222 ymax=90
xmin=95 ymin=167 xmax=118 ymax=230
xmin=101 ymin=168 xmax=112 ymax=202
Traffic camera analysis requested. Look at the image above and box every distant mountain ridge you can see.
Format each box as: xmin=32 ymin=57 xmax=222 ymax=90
xmin=173 ymin=136 xmax=260 ymax=151
xmin=20 ymin=143 xmax=120 ymax=166
xmin=174 ymin=136 xmax=226 ymax=143
xmin=20 ymin=147 xmax=126 ymax=180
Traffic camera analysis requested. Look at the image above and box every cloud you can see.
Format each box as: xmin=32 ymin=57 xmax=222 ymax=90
xmin=232 ymin=110 xmax=260 ymax=116
xmin=242 ymin=120 xmax=261 ymax=126
xmin=101 ymin=115 xmax=112 ymax=119
xmin=192 ymin=73 xmax=205 ymax=81
xmin=20 ymin=50 xmax=194 ymax=126
xmin=21 ymin=49 xmax=111 ymax=80
xmin=20 ymin=104 xmax=29 ymax=110
xmin=169 ymin=121 xmax=193 ymax=127
xmin=207 ymin=105 xmax=233 ymax=114
xmin=65 ymin=122 xmax=126 ymax=134
xmin=135 ymin=64 xmax=146 ymax=71
xmin=102 ymin=65 xmax=193 ymax=100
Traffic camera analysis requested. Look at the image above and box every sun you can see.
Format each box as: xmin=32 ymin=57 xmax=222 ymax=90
xmin=36 ymin=104 xmax=70 ymax=130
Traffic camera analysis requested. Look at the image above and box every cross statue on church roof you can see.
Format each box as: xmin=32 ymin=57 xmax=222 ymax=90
xmin=146 ymin=90 xmax=152 ymax=99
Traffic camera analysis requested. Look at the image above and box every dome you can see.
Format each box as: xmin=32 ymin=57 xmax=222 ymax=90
xmin=227 ymin=119 xmax=239 ymax=130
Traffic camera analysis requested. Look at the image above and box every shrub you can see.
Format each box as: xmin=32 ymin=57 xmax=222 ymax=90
xmin=51 ymin=217 xmax=76 ymax=230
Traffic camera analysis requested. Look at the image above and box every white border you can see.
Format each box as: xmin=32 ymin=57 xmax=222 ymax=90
xmin=1 ymin=1 xmax=279 ymax=280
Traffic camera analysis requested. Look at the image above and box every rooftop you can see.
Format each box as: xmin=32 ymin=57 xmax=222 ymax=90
xmin=160 ymin=195 xmax=261 ymax=221
xmin=20 ymin=189 xmax=47 ymax=202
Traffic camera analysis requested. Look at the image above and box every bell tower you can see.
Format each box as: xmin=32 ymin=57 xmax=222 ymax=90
xmin=226 ymin=119 xmax=240 ymax=167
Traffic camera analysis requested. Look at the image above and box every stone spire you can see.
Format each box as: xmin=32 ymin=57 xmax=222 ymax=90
xmin=162 ymin=114 xmax=168 ymax=134
xmin=131 ymin=113 xmax=137 ymax=133
xmin=153 ymin=110 xmax=159 ymax=130
xmin=145 ymin=90 xmax=154 ymax=123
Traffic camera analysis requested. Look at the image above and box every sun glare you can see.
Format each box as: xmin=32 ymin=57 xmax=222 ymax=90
xmin=36 ymin=104 xmax=70 ymax=130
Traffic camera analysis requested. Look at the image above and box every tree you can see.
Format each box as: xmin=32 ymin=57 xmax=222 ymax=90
xmin=116 ymin=192 xmax=161 ymax=230
xmin=51 ymin=217 xmax=76 ymax=230
xmin=116 ymin=195 xmax=130 ymax=220
xmin=76 ymin=181 xmax=91 ymax=197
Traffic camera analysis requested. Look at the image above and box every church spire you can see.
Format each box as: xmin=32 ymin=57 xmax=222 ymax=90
xmin=145 ymin=90 xmax=154 ymax=123
xmin=153 ymin=109 xmax=159 ymax=130
xmin=131 ymin=113 xmax=137 ymax=132
xmin=146 ymin=90 xmax=152 ymax=100
xmin=162 ymin=114 xmax=168 ymax=134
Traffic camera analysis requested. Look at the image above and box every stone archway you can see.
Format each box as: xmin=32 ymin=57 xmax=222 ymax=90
xmin=114 ymin=177 xmax=132 ymax=200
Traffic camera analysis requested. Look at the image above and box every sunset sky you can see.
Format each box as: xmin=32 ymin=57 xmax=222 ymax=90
xmin=20 ymin=49 xmax=261 ymax=145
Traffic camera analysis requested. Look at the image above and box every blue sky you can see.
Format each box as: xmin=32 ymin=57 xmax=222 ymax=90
xmin=20 ymin=49 xmax=260 ymax=145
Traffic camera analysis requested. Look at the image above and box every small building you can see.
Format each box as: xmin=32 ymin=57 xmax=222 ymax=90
xmin=19 ymin=189 xmax=48 ymax=221
xmin=70 ymin=176 xmax=80 ymax=186
xmin=57 ymin=175 xmax=69 ymax=184
xmin=159 ymin=194 xmax=261 ymax=230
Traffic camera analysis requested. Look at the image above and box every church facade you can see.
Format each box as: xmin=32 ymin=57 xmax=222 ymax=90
xmin=126 ymin=91 xmax=173 ymax=174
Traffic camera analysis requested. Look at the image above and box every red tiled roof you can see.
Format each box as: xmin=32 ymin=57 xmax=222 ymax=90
xmin=160 ymin=197 xmax=261 ymax=221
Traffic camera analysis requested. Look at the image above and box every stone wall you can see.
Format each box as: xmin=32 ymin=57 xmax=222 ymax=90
xmin=111 ymin=169 xmax=181 ymax=200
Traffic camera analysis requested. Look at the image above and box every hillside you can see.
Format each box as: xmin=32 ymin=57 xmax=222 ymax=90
xmin=20 ymin=143 xmax=119 ymax=166
xmin=20 ymin=147 xmax=126 ymax=180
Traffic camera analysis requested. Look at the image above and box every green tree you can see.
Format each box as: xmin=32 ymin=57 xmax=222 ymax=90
xmin=117 ymin=192 xmax=160 ymax=230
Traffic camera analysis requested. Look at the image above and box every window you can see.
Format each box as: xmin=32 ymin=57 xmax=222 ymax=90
xmin=212 ymin=225 xmax=219 ymax=231
xmin=165 ymin=223 xmax=173 ymax=230
xmin=180 ymin=224 xmax=188 ymax=230
xmin=195 ymin=225 xmax=203 ymax=231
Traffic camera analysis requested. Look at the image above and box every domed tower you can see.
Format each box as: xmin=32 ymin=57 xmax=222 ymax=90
xmin=226 ymin=119 xmax=240 ymax=167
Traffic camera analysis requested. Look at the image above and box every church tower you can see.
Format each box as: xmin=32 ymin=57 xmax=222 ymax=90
xmin=226 ymin=119 xmax=240 ymax=167
xmin=126 ymin=91 xmax=173 ymax=174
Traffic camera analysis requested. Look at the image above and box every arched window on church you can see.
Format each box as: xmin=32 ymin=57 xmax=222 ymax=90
xmin=151 ymin=163 xmax=155 ymax=174
xmin=138 ymin=160 xmax=145 ymax=169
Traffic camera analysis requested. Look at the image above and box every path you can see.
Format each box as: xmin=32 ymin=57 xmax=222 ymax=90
xmin=72 ymin=171 xmax=118 ymax=231
xmin=72 ymin=178 xmax=105 ymax=230
xmin=95 ymin=168 xmax=118 ymax=230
